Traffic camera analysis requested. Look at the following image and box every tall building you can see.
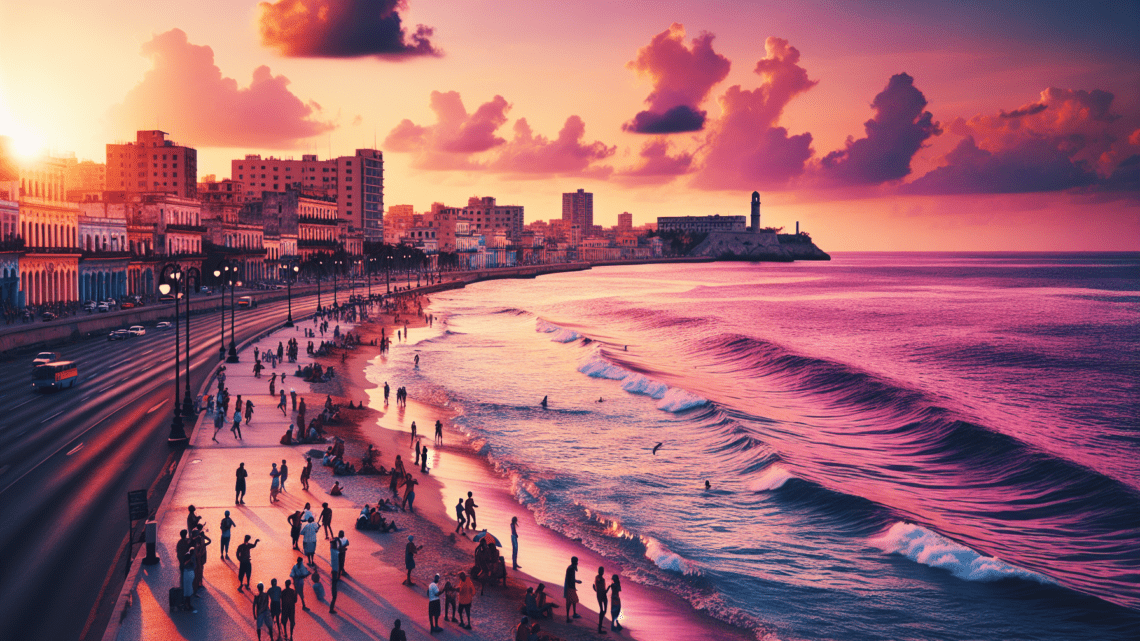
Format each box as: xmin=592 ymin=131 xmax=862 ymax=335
xmin=341 ymin=149 xmax=383 ymax=242
xmin=617 ymin=212 xmax=632 ymax=231
xmin=105 ymin=130 xmax=197 ymax=199
xmin=561 ymin=188 xmax=592 ymax=244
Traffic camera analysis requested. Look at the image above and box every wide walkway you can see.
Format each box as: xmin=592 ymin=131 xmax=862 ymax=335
xmin=109 ymin=317 xmax=442 ymax=641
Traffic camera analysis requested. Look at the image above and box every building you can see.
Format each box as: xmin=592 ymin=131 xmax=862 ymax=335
xmin=562 ymin=188 xmax=593 ymax=244
xmin=617 ymin=212 xmax=633 ymax=231
xmin=15 ymin=153 xmax=81 ymax=306
xmin=384 ymin=205 xmax=416 ymax=245
xmin=657 ymin=215 xmax=747 ymax=234
xmin=77 ymin=201 xmax=130 ymax=303
xmin=436 ymin=196 xmax=524 ymax=245
xmin=63 ymin=156 xmax=106 ymax=202
xmin=105 ymin=130 xmax=197 ymax=199
xmin=197 ymin=176 xmax=243 ymax=204
xmin=339 ymin=149 xmax=383 ymax=242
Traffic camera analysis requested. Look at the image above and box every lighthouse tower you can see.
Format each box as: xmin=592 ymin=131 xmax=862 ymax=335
xmin=750 ymin=191 xmax=761 ymax=232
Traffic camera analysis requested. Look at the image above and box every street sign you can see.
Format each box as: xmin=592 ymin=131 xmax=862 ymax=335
xmin=127 ymin=489 xmax=149 ymax=521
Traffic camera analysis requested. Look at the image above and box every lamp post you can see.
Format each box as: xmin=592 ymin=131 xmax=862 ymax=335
xmin=316 ymin=260 xmax=323 ymax=312
xmin=284 ymin=263 xmax=298 ymax=327
xmin=367 ymin=257 xmax=374 ymax=300
xmin=182 ymin=267 xmax=199 ymax=418
xmin=405 ymin=252 xmax=412 ymax=288
xmin=213 ymin=265 xmax=227 ymax=361
xmin=159 ymin=266 xmax=188 ymax=446
xmin=333 ymin=260 xmax=340 ymax=307
xmin=386 ymin=254 xmax=392 ymax=294
xmin=226 ymin=273 xmax=241 ymax=363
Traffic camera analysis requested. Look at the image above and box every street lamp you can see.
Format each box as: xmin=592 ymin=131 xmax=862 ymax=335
xmin=182 ymin=267 xmax=199 ymax=418
xmin=333 ymin=260 xmax=340 ymax=307
xmin=213 ymin=266 xmax=226 ymax=361
xmin=385 ymin=254 xmax=392 ymax=294
xmin=283 ymin=263 xmax=299 ymax=327
xmin=158 ymin=268 xmax=188 ymax=446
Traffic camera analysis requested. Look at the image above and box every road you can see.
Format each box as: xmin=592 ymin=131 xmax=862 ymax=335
xmin=0 ymin=291 xmax=323 ymax=641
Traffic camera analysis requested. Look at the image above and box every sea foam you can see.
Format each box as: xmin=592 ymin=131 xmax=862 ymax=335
xmin=620 ymin=374 xmax=669 ymax=398
xmin=655 ymin=388 xmax=709 ymax=412
xmin=749 ymin=465 xmax=795 ymax=491
xmin=536 ymin=318 xmax=580 ymax=342
xmin=643 ymin=536 xmax=702 ymax=576
xmin=578 ymin=354 xmax=632 ymax=380
xmin=871 ymin=522 xmax=1053 ymax=584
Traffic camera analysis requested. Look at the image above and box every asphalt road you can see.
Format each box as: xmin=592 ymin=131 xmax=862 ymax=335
xmin=0 ymin=291 xmax=324 ymax=641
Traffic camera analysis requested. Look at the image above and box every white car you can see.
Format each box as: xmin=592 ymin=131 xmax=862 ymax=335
xmin=129 ymin=326 xmax=146 ymax=336
xmin=155 ymin=321 xmax=172 ymax=330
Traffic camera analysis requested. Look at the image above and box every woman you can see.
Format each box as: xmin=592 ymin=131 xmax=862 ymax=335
xmin=404 ymin=535 xmax=422 ymax=585
xmin=300 ymin=457 xmax=312 ymax=491
xmin=270 ymin=463 xmax=281 ymax=502
xmin=608 ymin=574 xmax=622 ymax=631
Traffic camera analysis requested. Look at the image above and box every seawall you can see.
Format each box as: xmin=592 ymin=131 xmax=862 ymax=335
xmin=688 ymin=230 xmax=830 ymax=261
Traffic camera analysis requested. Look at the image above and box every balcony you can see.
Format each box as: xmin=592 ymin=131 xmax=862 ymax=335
xmin=298 ymin=216 xmax=340 ymax=226
xmin=80 ymin=250 xmax=132 ymax=260
xmin=21 ymin=246 xmax=82 ymax=255
xmin=165 ymin=223 xmax=208 ymax=233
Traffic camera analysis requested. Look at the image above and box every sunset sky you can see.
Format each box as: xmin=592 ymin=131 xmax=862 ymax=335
xmin=1 ymin=0 xmax=1137 ymax=250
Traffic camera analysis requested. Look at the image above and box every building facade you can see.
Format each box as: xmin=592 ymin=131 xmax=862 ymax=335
xmin=562 ymin=188 xmax=593 ymax=243
xmin=106 ymin=130 xmax=197 ymax=199
xmin=656 ymin=215 xmax=747 ymax=234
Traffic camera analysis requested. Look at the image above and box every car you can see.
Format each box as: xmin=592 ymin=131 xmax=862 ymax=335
xmin=108 ymin=329 xmax=130 ymax=341
xmin=97 ymin=302 xmax=110 ymax=313
xmin=82 ymin=301 xmax=96 ymax=312
xmin=155 ymin=321 xmax=172 ymax=330
xmin=41 ymin=311 xmax=56 ymax=321
xmin=33 ymin=351 xmax=62 ymax=367
xmin=128 ymin=325 xmax=146 ymax=336
xmin=237 ymin=296 xmax=257 ymax=308
xmin=104 ymin=298 xmax=117 ymax=307
xmin=158 ymin=295 xmax=175 ymax=302
xmin=120 ymin=301 xmax=135 ymax=309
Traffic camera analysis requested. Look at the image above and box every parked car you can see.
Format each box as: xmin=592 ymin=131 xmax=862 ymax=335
xmin=120 ymin=301 xmax=135 ymax=309
xmin=108 ymin=329 xmax=130 ymax=341
xmin=155 ymin=321 xmax=172 ymax=330
xmin=128 ymin=325 xmax=146 ymax=336
xmin=82 ymin=301 xmax=96 ymax=312
xmin=33 ymin=351 xmax=62 ymax=367
xmin=237 ymin=296 xmax=256 ymax=308
xmin=158 ymin=294 xmax=176 ymax=302
xmin=96 ymin=302 xmax=110 ymax=313
xmin=41 ymin=312 xmax=56 ymax=321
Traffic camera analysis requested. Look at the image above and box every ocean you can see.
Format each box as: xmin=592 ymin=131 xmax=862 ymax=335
xmin=372 ymin=253 xmax=1140 ymax=641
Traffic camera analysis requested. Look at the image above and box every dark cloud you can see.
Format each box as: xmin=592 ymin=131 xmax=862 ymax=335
xmin=906 ymin=87 xmax=1140 ymax=194
xmin=259 ymin=0 xmax=440 ymax=59
xmin=623 ymin=23 xmax=730 ymax=134
xmin=384 ymin=92 xmax=614 ymax=177
xmin=820 ymin=73 xmax=941 ymax=184
xmin=624 ymin=105 xmax=707 ymax=135
xmin=107 ymin=29 xmax=334 ymax=148
xmin=691 ymin=37 xmax=816 ymax=190
xmin=1001 ymin=103 xmax=1047 ymax=119
xmin=614 ymin=138 xmax=694 ymax=184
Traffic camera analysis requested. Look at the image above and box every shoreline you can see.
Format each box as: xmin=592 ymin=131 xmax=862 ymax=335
xmin=329 ymin=301 xmax=758 ymax=641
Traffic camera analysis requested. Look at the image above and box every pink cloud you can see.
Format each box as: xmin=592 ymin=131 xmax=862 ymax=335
xmin=385 ymin=91 xmax=614 ymax=177
xmin=623 ymin=23 xmax=731 ymax=133
xmin=690 ymin=37 xmax=816 ymax=190
xmin=107 ymin=29 xmax=334 ymax=148
xmin=906 ymin=87 xmax=1140 ymax=193
xmin=820 ymin=73 xmax=941 ymax=184
xmin=614 ymin=138 xmax=694 ymax=184
xmin=259 ymin=0 xmax=440 ymax=59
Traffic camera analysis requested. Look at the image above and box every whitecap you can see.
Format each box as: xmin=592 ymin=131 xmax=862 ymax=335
xmin=620 ymin=374 xmax=669 ymax=398
xmin=655 ymin=388 xmax=709 ymax=412
xmin=643 ymin=536 xmax=702 ymax=576
xmin=870 ymin=522 xmax=1053 ymax=584
xmin=749 ymin=465 xmax=795 ymax=491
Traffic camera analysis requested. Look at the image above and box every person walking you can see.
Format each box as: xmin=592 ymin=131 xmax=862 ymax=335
xmin=435 ymin=419 xmax=443 ymax=446
xmin=280 ymin=459 xmax=289 ymax=492
xmin=290 ymin=389 xmax=298 ymax=411
xmin=511 ymin=516 xmax=521 ymax=569
xmin=212 ymin=407 xmax=225 ymax=442
xmin=403 ymin=534 xmax=422 ymax=585
xmin=421 ymin=444 xmax=429 ymax=473
xmin=593 ymin=566 xmax=609 ymax=634
xmin=236 ymin=535 xmax=259 ymax=591
xmin=410 ymin=421 xmax=417 ymax=445
xmin=297 ymin=398 xmax=307 ymax=435
xmin=456 ymin=570 xmax=474 ymax=630
xmin=465 ymin=491 xmax=479 ymax=529
xmin=301 ymin=517 xmax=319 ymax=566
xmin=245 ymin=399 xmax=255 ymax=425
xmin=300 ymin=457 xmax=311 ymax=491
xmin=564 ymin=556 xmax=582 ymax=622
xmin=270 ymin=463 xmax=281 ymax=503
xmin=428 ymin=574 xmax=443 ymax=632
xmin=289 ymin=556 xmax=311 ymax=611
xmin=320 ymin=502 xmax=334 ymax=539
xmin=277 ymin=390 xmax=288 ymax=416
xmin=220 ymin=510 xmax=235 ymax=559
xmin=269 ymin=374 xmax=276 ymax=397
xmin=281 ymin=580 xmax=297 ymax=641
xmin=383 ymin=381 xmax=390 ymax=405
xmin=253 ymin=583 xmax=273 ymax=641
xmin=337 ymin=530 xmax=350 ymax=576
xmin=455 ymin=499 xmax=467 ymax=535
xmin=232 ymin=407 xmax=243 ymax=440
xmin=328 ymin=538 xmax=341 ymax=614
xmin=235 ymin=462 xmax=248 ymax=504
xmin=268 ymin=578 xmax=283 ymax=635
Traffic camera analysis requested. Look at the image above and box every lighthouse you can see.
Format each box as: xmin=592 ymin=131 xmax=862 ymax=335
xmin=751 ymin=191 xmax=761 ymax=232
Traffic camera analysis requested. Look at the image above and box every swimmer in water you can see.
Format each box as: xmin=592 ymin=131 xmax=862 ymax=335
xmin=652 ymin=442 xmax=663 ymax=455
xmin=597 ymin=397 xmax=604 ymax=403
xmin=540 ymin=395 xmax=548 ymax=408
xmin=705 ymin=480 xmax=711 ymax=490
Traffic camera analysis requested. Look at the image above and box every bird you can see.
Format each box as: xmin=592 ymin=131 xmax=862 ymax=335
xmin=652 ymin=442 xmax=663 ymax=455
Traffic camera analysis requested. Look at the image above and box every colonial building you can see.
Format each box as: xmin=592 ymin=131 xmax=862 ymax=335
xmin=656 ymin=214 xmax=747 ymax=234
xmin=106 ymin=130 xmax=197 ymax=200
xmin=77 ymin=200 xmax=130 ymax=303
xmin=16 ymin=154 xmax=80 ymax=306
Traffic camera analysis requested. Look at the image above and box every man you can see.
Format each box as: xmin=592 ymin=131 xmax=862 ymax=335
xmin=280 ymin=580 xmax=297 ymax=641
xmin=383 ymin=381 xmax=390 ymax=405
xmin=290 ymin=388 xmax=298 ymax=411
xmin=237 ymin=535 xmax=259 ymax=591
xmin=403 ymin=535 xmax=422 ymax=585
xmin=175 ymin=529 xmax=191 ymax=570
xmin=464 ymin=491 xmax=479 ymax=529
xmin=253 ymin=583 xmax=274 ymax=641
xmin=186 ymin=505 xmax=201 ymax=532
xmin=456 ymin=570 xmax=474 ymax=630
xmin=289 ymin=554 xmax=312 ymax=606
xmin=455 ymin=499 xmax=467 ymax=535
xmin=337 ymin=530 xmax=350 ymax=576
xmin=564 ymin=556 xmax=582 ymax=622
xmin=435 ymin=419 xmax=444 ymax=446
xmin=301 ymin=517 xmax=320 ymax=566
xmin=514 ymin=616 xmax=531 ymax=641
xmin=287 ymin=510 xmax=303 ymax=550
xmin=328 ymin=538 xmax=341 ymax=614
xmin=235 ymin=463 xmax=248 ymax=504
xmin=389 ymin=618 xmax=407 ymax=641
xmin=511 ymin=516 xmax=521 ymax=569
xmin=593 ymin=566 xmax=608 ymax=634
xmin=219 ymin=510 xmax=236 ymax=560
xmin=427 ymin=574 xmax=442 ymax=632
xmin=299 ymin=457 xmax=312 ymax=490
xmin=320 ymin=502 xmax=334 ymax=540
xmin=267 ymin=578 xmax=283 ymax=633
xmin=279 ymin=459 xmax=289 ymax=492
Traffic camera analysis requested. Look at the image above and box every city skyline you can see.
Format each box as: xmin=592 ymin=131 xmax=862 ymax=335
xmin=2 ymin=0 xmax=1138 ymax=250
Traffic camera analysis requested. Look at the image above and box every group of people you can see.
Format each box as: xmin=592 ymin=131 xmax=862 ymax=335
xmin=564 ymin=556 xmax=623 ymax=633
xmin=209 ymin=386 xmax=255 ymax=442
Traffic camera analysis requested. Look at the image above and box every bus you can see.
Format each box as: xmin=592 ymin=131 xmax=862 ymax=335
xmin=32 ymin=361 xmax=79 ymax=390
xmin=237 ymin=296 xmax=257 ymax=308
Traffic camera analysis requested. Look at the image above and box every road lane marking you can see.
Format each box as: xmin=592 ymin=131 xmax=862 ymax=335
xmin=67 ymin=443 xmax=85 ymax=456
xmin=45 ymin=410 xmax=65 ymax=422
xmin=146 ymin=400 xmax=168 ymax=414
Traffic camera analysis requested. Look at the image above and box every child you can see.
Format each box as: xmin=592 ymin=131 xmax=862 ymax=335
xmin=311 ymin=570 xmax=326 ymax=602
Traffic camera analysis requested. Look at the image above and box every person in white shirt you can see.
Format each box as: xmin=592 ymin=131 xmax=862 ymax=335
xmin=428 ymin=574 xmax=442 ymax=632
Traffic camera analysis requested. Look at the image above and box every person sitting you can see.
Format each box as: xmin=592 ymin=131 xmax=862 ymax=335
xmin=330 ymin=481 xmax=343 ymax=496
xmin=488 ymin=553 xmax=508 ymax=587
xmin=280 ymin=427 xmax=294 ymax=445
xmin=533 ymin=583 xmax=557 ymax=618
xmin=524 ymin=588 xmax=541 ymax=619
xmin=376 ymin=498 xmax=398 ymax=512
xmin=372 ymin=512 xmax=398 ymax=532
xmin=357 ymin=505 xmax=372 ymax=529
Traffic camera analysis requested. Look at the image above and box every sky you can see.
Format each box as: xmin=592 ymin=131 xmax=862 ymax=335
xmin=1 ymin=0 xmax=1138 ymax=251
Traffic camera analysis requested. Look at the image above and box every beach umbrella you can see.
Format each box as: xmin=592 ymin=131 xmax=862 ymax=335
xmin=472 ymin=530 xmax=502 ymax=547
